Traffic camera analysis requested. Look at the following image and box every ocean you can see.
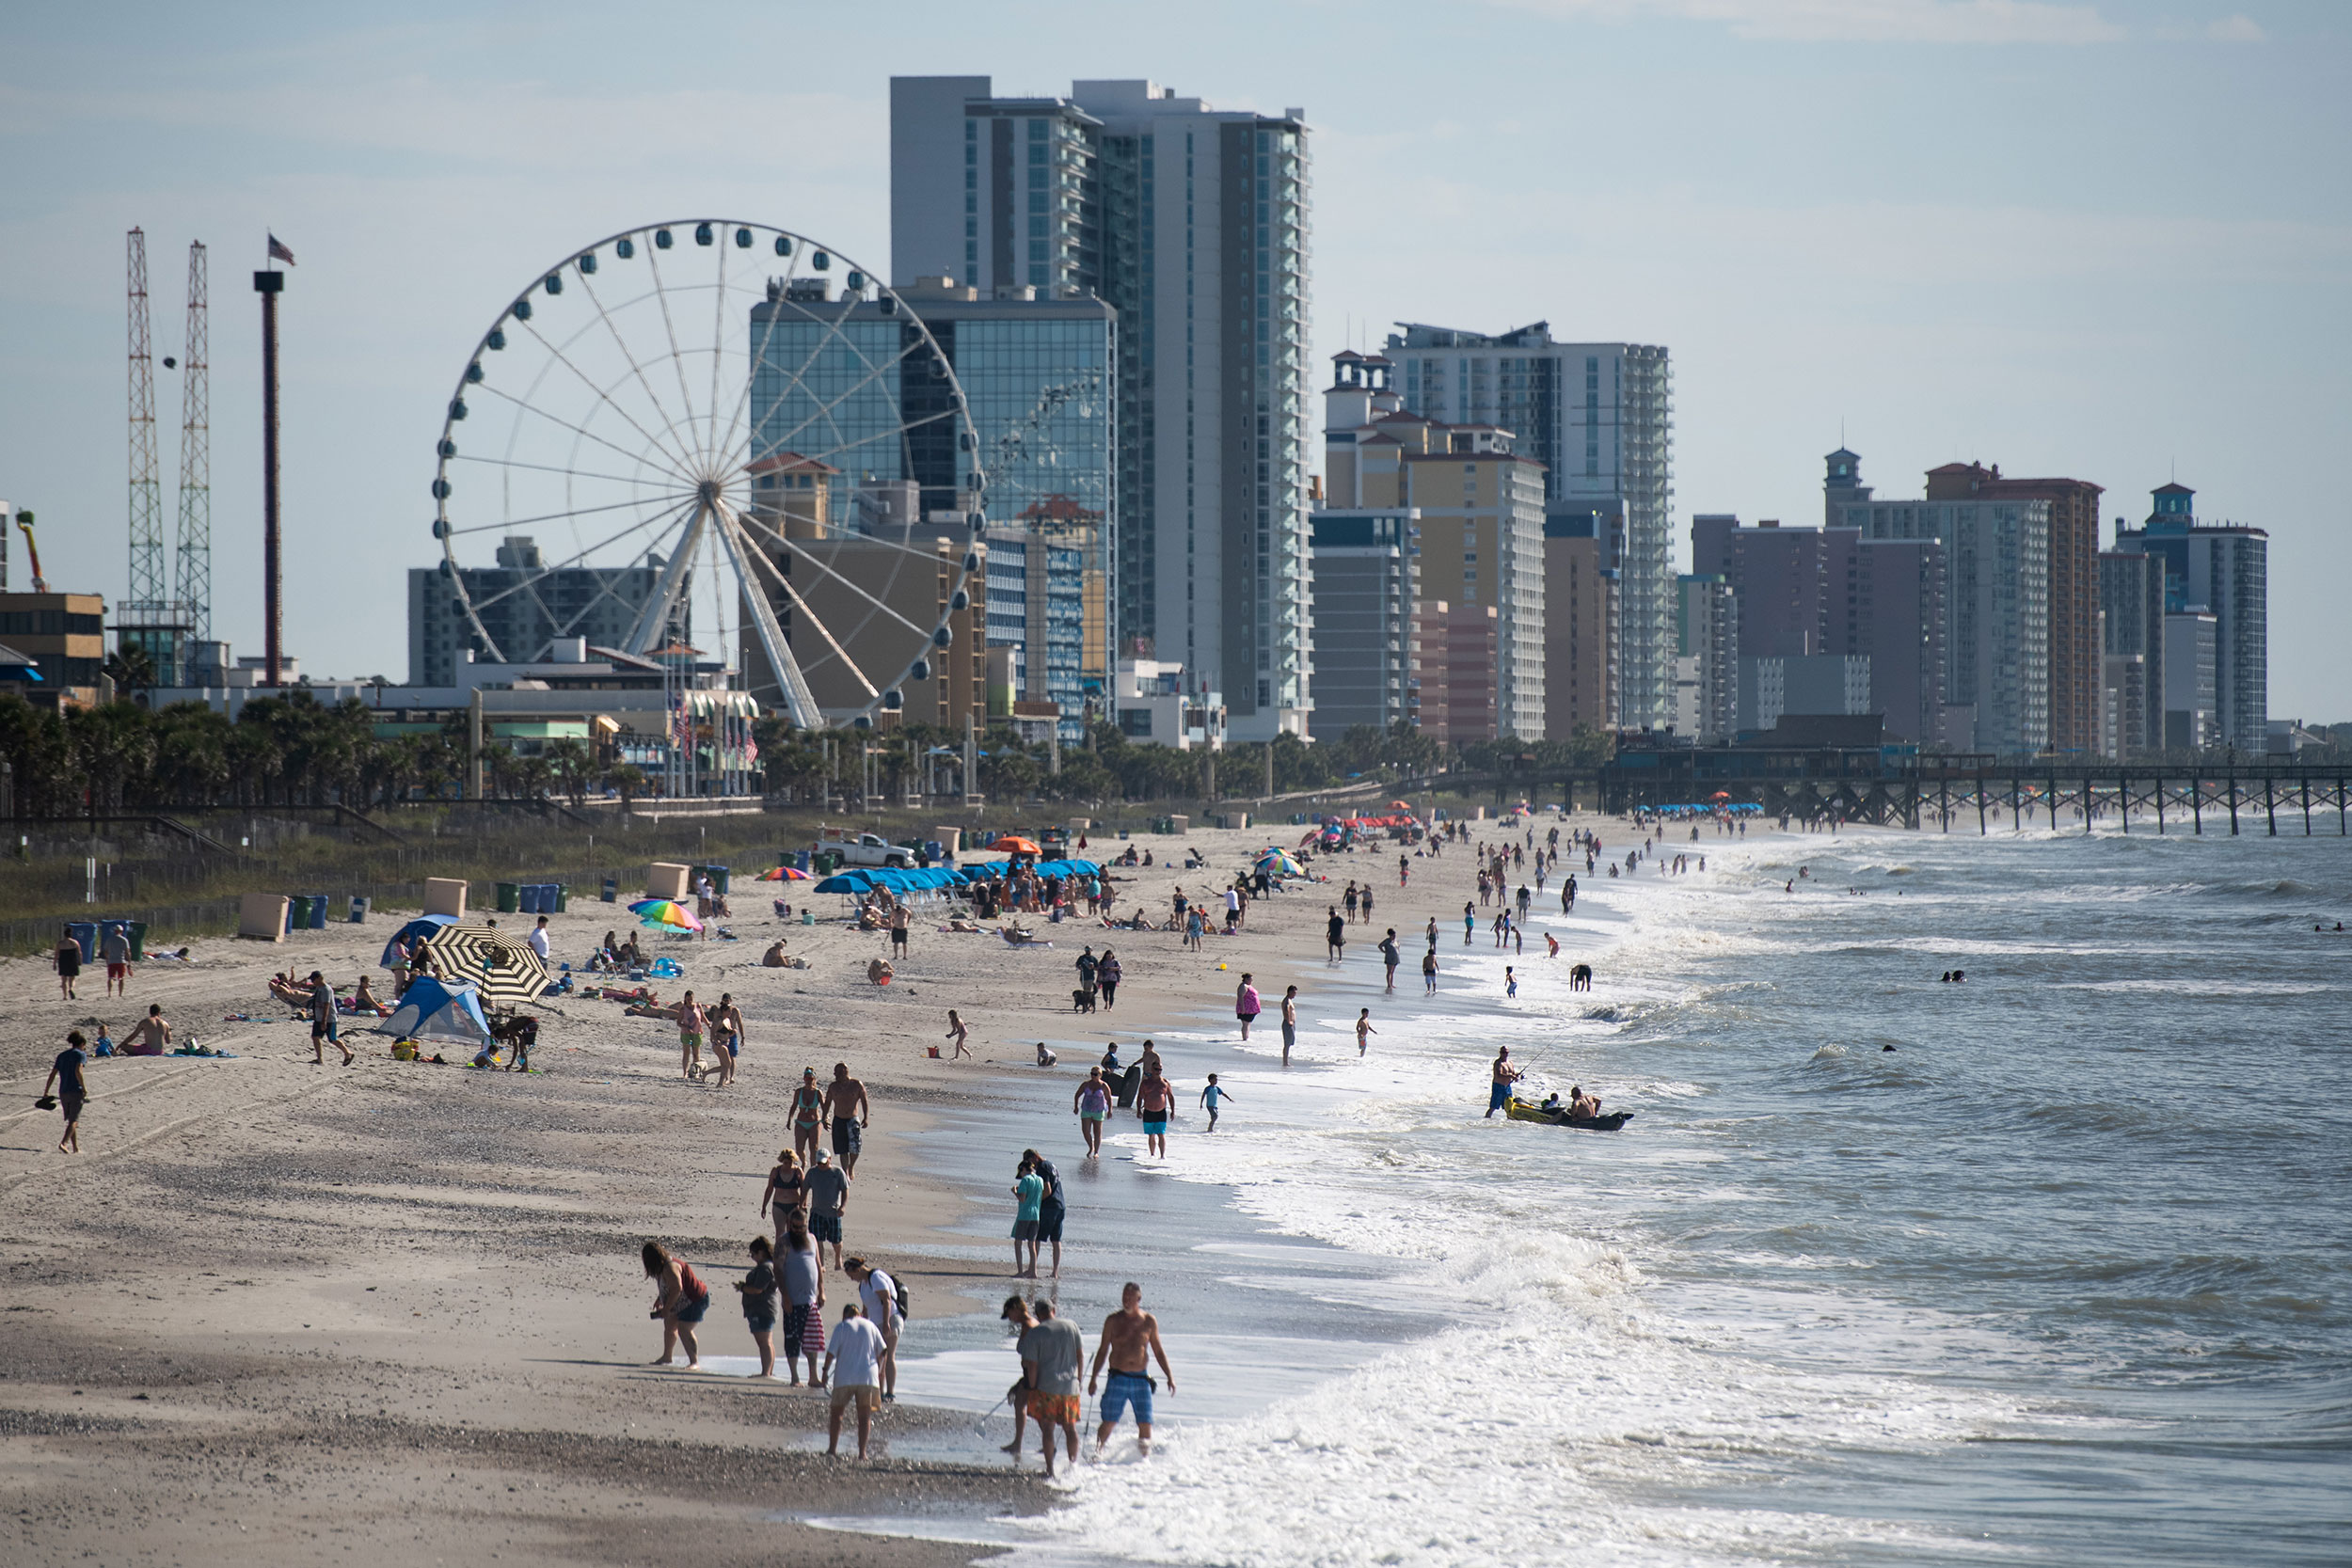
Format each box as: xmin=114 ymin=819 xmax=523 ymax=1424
xmin=919 ymin=823 xmax=2351 ymax=1567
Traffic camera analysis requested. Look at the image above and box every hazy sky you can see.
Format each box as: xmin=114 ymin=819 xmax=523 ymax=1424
xmin=4 ymin=0 xmax=2344 ymax=718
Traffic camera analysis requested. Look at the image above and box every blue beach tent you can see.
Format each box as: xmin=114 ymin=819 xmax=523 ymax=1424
xmin=379 ymin=912 xmax=458 ymax=969
xmin=374 ymin=975 xmax=495 ymax=1047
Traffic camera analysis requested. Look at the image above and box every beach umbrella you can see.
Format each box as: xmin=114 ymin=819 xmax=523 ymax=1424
xmin=379 ymin=912 xmax=457 ymax=970
xmin=374 ymin=976 xmax=495 ymax=1048
xmin=628 ymin=897 xmax=704 ymax=933
xmin=1256 ymin=850 xmax=1305 ymax=877
xmin=993 ymin=835 xmax=1043 ymax=857
xmin=414 ymin=926 xmax=551 ymax=1006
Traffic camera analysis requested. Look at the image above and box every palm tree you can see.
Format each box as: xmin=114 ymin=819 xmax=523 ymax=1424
xmin=542 ymin=737 xmax=594 ymax=806
xmin=103 ymin=645 xmax=157 ymax=699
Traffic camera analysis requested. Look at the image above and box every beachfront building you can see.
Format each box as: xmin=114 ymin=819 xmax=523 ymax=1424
xmin=1321 ymin=351 xmax=1545 ymax=739
xmin=0 ymin=590 xmax=106 ymax=710
xmin=1828 ymin=456 xmax=2050 ymax=754
xmin=1545 ymin=511 xmax=1618 ymax=739
xmin=405 ymin=537 xmax=678 ymax=689
xmin=2162 ymin=609 xmax=2219 ymax=750
xmin=2109 ymin=483 xmax=2266 ymax=754
xmin=1417 ymin=601 xmax=1498 ymax=745
xmin=2099 ymin=548 xmax=2166 ymax=753
xmin=1113 ymin=657 xmax=1225 ymax=750
xmin=1383 ymin=324 xmax=1673 ymax=730
xmin=745 ymin=276 xmax=1113 ymax=737
xmin=892 ymin=77 xmax=1313 ymax=741
xmin=1307 ymin=507 xmax=1420 ymax=736
xmin=1672 ymin=573 xmax=1737 ymax=744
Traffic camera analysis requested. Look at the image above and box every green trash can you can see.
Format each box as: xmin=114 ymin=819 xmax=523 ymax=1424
xmin=706 ymin=865 xmax=730 ymax=895
xmin=495 ymin=881 xmax=521 ymax=914
xmin=553 ymin=883 xmax=569 ymax=912
xmin=127 ymin=921 xmax=148 ymax=960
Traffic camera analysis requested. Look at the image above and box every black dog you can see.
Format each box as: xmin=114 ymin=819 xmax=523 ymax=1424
xmin=1072 ymin=986 xmax=1098 ymax=1014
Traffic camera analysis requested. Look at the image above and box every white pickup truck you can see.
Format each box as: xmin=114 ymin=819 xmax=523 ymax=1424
xmin=818 ymin=828 xmax=917 ymax=869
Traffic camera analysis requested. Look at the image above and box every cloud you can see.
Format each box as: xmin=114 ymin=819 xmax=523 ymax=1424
xmin=1485 ymin=0 xmax=2126 ymax=44
xmin=2208 ymin=14 xmax=2266 ymax=42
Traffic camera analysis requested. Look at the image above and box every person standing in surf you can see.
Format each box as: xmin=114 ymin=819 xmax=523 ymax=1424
xmin=1486 ymin=1047 xmax=1523 ymax=1117
xmin=1089 ymin=1282 xmax=1177 ymax=1459
xmin=1235 ymin=974 xmax=1262 ymax=1041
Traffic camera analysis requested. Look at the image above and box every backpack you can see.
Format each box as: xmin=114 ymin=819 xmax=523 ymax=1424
xmin=873 ymin=1268 xmax=909 ymax=1321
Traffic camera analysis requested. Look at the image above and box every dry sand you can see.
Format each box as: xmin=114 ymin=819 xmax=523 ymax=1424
xmin=0 ymin=820 xmax=1476 ymax=1566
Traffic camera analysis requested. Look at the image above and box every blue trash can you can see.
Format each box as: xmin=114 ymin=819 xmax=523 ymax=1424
xmin=307 ymin=895 xmax=328 ymax=930
xmin=96 ymin=918 xmax=133 ymax=960
xmin=348 ymin=895 xmax=370 ymax=923
xmin=601 ymin=877 xmax=618 ymax=903
xmin=65 ymin=921 xmax=97 ymax=963
xmin=517 ymin=884 xmax=542 ymax=916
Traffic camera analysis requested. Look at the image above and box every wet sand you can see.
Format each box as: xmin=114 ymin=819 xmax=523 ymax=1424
xmin=0 ymin=821 xmax=1476 ymax=1565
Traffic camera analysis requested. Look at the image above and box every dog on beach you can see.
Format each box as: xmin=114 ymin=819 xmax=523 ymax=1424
xmin=1072 ymin=986 xmax=1098 ymax=1014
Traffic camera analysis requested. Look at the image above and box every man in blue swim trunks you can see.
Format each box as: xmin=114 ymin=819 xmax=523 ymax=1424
xmin=1486 ymin=1046 xmax=1523 ymax=1118
xmin=1089 ymin=1281 xmax=1176 ymax=1457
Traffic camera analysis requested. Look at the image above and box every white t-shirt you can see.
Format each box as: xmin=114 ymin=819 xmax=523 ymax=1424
xmin=858 ymin=1269 xmax=900 ymax=1330
xmin=527 ymin=927 xmax=550 ymax=959
xmin=829 ymin=1314 xmax=885 ymax=1386
xmin=1224 ymin=889 xmax=1241 ymax=911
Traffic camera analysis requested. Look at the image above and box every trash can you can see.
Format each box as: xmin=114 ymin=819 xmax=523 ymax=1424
xmin=706 ymin=865 xmax=730 ymax=895
xmin=127 ymin=921 xmax=148 ymax=960
xmin=96 ymin=919 xmax=132 ymax=962
xmin=601 ymin=877 xmax=618 ymax=903
xmin=812 ymin=849 xmax=844 ymax=875
xmin=65 ymin=921 xmax=96 ymax=963
xmin=517 ymin=884 xmax=543 ymax=916
xmin=348 ymin=896 xmax=370 ymax=924
xmin=496 ymin=881 xmax=521 ymax=914
xmin=307 ymin=895 xmax=328 ymax=930
xmin=279 ymin=897 xmax=306 ymax=934
xmin=553 ymin=884 xmax=569 ymax=912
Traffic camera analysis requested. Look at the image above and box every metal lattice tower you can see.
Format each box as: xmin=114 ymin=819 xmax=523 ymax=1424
xmin=174 ymin=241 xmax=211 ymax=642
xmin=126 ymin=228 xmax=166 ymax=610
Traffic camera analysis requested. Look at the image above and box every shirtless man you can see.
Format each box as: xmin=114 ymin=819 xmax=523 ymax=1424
xmin=1485 ymin=1046 xmax=1523 ymax=1118
xmin=127 ymin=1004 xmax=172 ymax=1055
xmin=825 ymin=1061 xmax=872 ymax=1179
xmin=1089 ymin=1281 xmax=1177 ymax=1458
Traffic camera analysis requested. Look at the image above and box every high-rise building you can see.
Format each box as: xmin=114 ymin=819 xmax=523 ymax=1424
xmin=1545 ymin=513 xmax=1617 ymax=739
xmin=745 ymin=277 xmax=1113 ymax=735
xmin=1417 ymin=601 xmax=1497 ymax=745
xmin=406 ymin=536 xmax=677 ymax=689
xmin=1672 ymin=573 xmax=1737 ymax=743
xmin=1925 ymin=463 xmax=2104 ymax=755
xmin=2109 ymin=483 xmax=2265 ymax=754
xmin=1308 ymin=508 xmax=1420 ymax=736
xmin=2162 ymin=610 xmax=2218 ymax=750
xmin=891 ymin=77 xmax=1313 ymax=739
xmin=1829 ymin=455 xmax=2050 ymax=754
xmin=1690 ymin=509 xmax=1951 ymax=746
xmin=1321 ymin=353 xmax=1545 ymax=738
xmin=1383 ymin=324 xmax=1671 ymax=729
xmin=2098 ymin=548 xmax=2166 ymax=752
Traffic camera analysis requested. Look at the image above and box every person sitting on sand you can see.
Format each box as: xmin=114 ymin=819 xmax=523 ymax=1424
xmin=618 ymin=933 xmax=645 ymax=968
xmin=867 ymin=957 xmax=894 ymax=987
xmin=351 ymin=974 xmax=389 ymax=1016
xmin=762 ymin=939 xmax=792 ymax=968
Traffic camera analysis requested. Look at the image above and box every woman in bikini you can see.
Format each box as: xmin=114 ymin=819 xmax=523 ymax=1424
xmin=677 ymin=990 xmax=708 ymax=1081
xmin=790 ymin=1069 xmax=828 ymax=1167
xmin=760 ymin=1148 xmax=805 ymax=1251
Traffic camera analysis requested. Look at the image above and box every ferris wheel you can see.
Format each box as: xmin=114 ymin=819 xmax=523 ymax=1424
xmin=429 ymin=220 xmax=985 ymax=728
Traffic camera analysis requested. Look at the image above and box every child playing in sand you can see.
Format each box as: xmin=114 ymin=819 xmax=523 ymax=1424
xmin=945 ymin=1009 xmax=972 ymax=1059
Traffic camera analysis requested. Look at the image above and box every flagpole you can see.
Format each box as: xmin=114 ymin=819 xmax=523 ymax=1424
xmin=254 ymin=233 xmax=286 ymax=687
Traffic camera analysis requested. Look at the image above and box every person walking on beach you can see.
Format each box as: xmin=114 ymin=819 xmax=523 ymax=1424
xmin=1200 ymin=1072 xmax=1232 ymax=1131
xmin=1344 ymin=882 xmax=1359 ymax=923
xmin=890 ymin=902 xmax=910 ymax=961
xmin=1505 ymin=965 xmax=1518 ymax=998
xmin=827 ymin=1061 xmax=871 ymax=1178
xmin=1379 ymin=928 xmax=1401 ymax=992
xmin=1360 ymin=885 xmax=1375 ymax=925
xmin=1026 ymin=1148 xmax=1066 ymax=1278
xmin=791 ymin=1068 xmax=827 ymax=1168
xmin=1279 ymin=985 xmax=1299 ymax=1066
xmin=1089 ymin=1282 xmax=1177 ymax=1459
xmin=641 ymin=1241 xmax=707 ymax=1369
xmin=1097 ymin=948 xmax=1121 ymax=1010
xmin=709 ymin=993 xmax=743 ymax=1088
xmin=760 ymin=1148 xmax=805 ymax=1248
xmin=1486 ymin=1047 xmax=1524 ymax=1117
xmin=1136 ymin=1065 xmax=1176 ymax=1158
xmin=54 ymin=933 xmax=82 ymax=1001
xmin=677 ymin=990 xmax=708 ymax=1082
xmin=41 ymin=1030 xmax=90 ymax=1153
xmin=781 ymin=1215 xmax=826 ymax=1385
xmin=1462 ymin=903 xmax=1476 ymax=946
xmin=1356 ymin=1008 xmax=1375 ymax=1056
xmin=945 ymin=1009 xmax=973 ymax=1059
xmin=1000 ymin=1295 xmax=1037 ymax=1458
xmin=804 ymin=1151 xmax=850 ymax=1272
xmin=1011 ymin=1154 xmax=1045 ymax=1278
xmin=1326 ymin=907 xmax=1345 ymax=962
xmin=1075 ymin=945 xmax=1099 ymax=1005
xmin=101 ymin=923 xmax=132 ymax=997
xmin=1019 ymin=1298 xmax=1086 ymax=1477
xmin=823 ymin=1304 xmax=886 ymax=1458
xmin=1422 ymin=947 xmax=1440 ymax=995
xmin=845 ymin=1258 xmax=902 ymax=1402
xmin=734 ymin=1235 xmax=780 ymax=1378
xmin=1235 ymin=974 xmax=1263 ymax=1041
xmin=309 ymin=971 xmax=353 ymax=1067
xmin=1074 ymin=1068 xmax=1112 ymax=1157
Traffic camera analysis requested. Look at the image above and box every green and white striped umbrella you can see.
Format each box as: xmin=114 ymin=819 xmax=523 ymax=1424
xmin=414 ymin=925 xmax=549 ymax=1007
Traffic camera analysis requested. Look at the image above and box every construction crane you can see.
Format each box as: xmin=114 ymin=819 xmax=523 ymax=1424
xmin=17 ymin=511 xmax=47 ymax=593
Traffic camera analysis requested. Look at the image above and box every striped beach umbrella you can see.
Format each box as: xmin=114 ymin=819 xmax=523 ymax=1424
xmin=413 ymin=925 xmax=551 ymax=1007
xmin=628 ymin=898 xmax=704 ymax=932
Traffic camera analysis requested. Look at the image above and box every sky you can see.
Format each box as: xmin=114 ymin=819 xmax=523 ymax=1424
xmin=2 ymin=0 xmax=2345 ymax=718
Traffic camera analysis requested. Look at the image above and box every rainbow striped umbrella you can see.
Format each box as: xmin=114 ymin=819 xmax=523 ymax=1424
xmin=628 ymin=898 xmax=703 ymax=932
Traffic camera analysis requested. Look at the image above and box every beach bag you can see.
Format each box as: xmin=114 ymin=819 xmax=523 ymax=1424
xmin=894 ymin=1275 xmax=911 ymax=1321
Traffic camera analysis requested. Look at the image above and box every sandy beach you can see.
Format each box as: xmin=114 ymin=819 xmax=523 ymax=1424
xmin=0 ymin=819 xmax=1481 ymax=1566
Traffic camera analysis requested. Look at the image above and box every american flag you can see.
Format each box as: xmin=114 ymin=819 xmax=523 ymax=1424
xmin=267 ymin=233 xmax=295 ymax=265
